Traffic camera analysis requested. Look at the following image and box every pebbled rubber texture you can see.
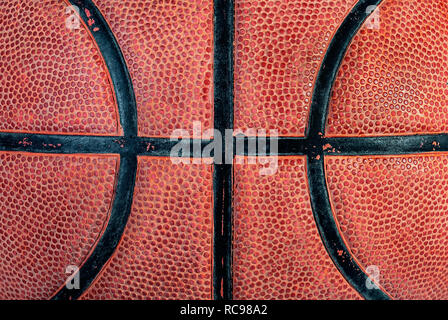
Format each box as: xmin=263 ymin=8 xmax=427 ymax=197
xmin=233 ymin=157 xmax=361 ymax=300
xmin=81 ymin=158 xmax=213 ymax=300
xmin=234 ymin=0 xmax=358 ymax=136
xmin=0 ymin=152 xmax=117 ymax=299
xmin=327 ymin=0 xmax=448 ymax=136
xmin=93 ymin=0 xmax=214 ymax=137
xmin=326 ymin=154 xmax=448 ymax=299
xmin=0 ymin=0 xmax=119 ymax=135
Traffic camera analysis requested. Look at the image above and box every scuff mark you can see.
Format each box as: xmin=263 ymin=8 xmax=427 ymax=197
xmin=146 ymin=143 xmax=156 ymax=152
xmin=84 ymin=8 xmax=98 ymax=31
xmin=114 ymin=139 xmax=126 ymax=148
xmin=432 ymin=141 xmax=440 ymax=151
xmin=42 ymin=143 xmax=61 ymax=149
xmin=18 ymin=138 xmax=32 ymax=147
xmin=323 ymin=143 xmax=337 ymax=153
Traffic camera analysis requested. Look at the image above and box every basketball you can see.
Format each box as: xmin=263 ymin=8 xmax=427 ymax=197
xmin=0 ymin=0 xmax=446 ymax=301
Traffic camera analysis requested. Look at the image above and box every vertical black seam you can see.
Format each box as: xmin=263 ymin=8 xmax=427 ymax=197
xmin=213 ymin=0 xmax=234 ymax=300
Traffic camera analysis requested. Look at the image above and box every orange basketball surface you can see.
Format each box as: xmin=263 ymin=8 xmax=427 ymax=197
xmin=0 ymin=0 xmax=447 ymax=301
xmin=0 ymin=152 xmax=117 ymax=299
xmin=233 ymin=157 xmax=361 ymax=300
xmin=0 ymin=0 xmax=120 ymax=135
xmin=82 ymin=158 xmax=213 ymax=300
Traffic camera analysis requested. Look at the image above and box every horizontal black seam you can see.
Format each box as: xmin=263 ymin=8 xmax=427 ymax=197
xmin=0 ymin=133 xmax=213 ymax=157
xmin=234 ymin=135 xmax=448 ymax=157
xmin=2 ymin=133 xmax=448 ymax=158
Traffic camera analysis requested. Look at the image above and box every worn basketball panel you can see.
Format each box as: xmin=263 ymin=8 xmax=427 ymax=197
xmin=0 ymin=152 xmax=118 ymax=299
xmin=327 ymin=0 xmax=448 ymax=136
xmin=232 ymin=157 xmax=361 ymax=300
xmin=81 ymin=158 xmax=213 ymax=300
xmin=0 ymin=0 xmax=120 ymax=135
xmin=326 ymin=155 xmax=448 ymax=299
xmin=234 ymin=0 xmax=358 ymax=137
xmin=93 ymin=0 xmax=214 ymax=137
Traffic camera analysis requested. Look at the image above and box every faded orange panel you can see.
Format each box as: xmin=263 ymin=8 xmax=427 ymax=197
xmin=234 ymin=0 xmax=358 ymax=137
xmin=327 ymin=0 xmax=448 ymax=136
xmin=233 ymin=157 xmax=361 ymax=300
xmin=82 ymin=158 xmax=213 ymax=300
xmin=0 ymin=0 xmax=120 ymax=135
xmin=326 ymin=155 xmax=448 ymax=299
xmin=94 ymin=0 xmax=214 ymax=137
xmin=0 ymin=152 xmax=118 ymax=299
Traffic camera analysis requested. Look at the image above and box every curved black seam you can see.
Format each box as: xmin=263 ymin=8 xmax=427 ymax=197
xmin=52 ymin=155 xmax=137 ymax=300
xmin=52 ymin=0 xmax=138 ymax=300
xmin=69 ymin=0 xmax=138 ymax=137
xmin=307 ymin=0 xmax=383 ymax=138
xmin=307 ymin=157 xmax=389 ymax=300
xmin=306 ymin=0 xmax=390 ymax=300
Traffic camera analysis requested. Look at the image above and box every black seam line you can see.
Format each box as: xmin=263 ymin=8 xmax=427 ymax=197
xmin=52 ymin=0 xmax=138 ymax=300
xmin=69 ymin=0 xmax=138 ymax=137
xmin=213 ymin=0 xmax=234 ymax=301
xmin=307 ymin=158 xmax=389 ymax=300
xmin=0 ymin=133 xmax=212 ymax=157
xmin=52 ymin=155 xmax=137 ymax=300
xmin=307 ymin=0 xmax=383 ymax=139
xmin=235 ymin=135 xmax=448 ymax=157
xmin=5 ymin=133 xmax=448 ymax=157
xmin=324 ymin=135 xmax=448 ymax=156
xmin=306 ymin=0 xmax=390 ymax=300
